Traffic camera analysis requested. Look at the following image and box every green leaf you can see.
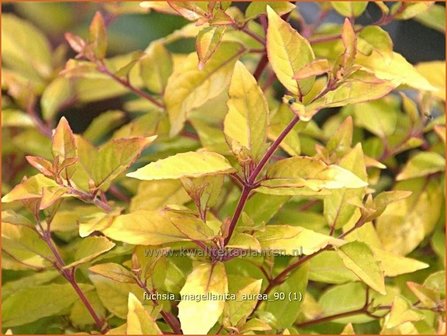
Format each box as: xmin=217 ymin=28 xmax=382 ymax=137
xmin=140 ymin=42 xmax=173 ymax=94
xmin=269 ymin=104 xmax=301 ymax=156
xmin=376 ymin=178 xmax=442 ymax=255
xmin=400 ymin=93 xmax=420 ymax=126
xmin=1 ymin=174 xmax=68 ymax=209
xmin=371 ymin=190 xmax=413 ymax=219
xmin=64 ymin=53 xmax=145 ymax=103
xmin=52 ymin=117 xmax=77 ymax=164
xmin=78 ymin=135 xmax=156 ymax=190
xmin=167 ymin=1 xmax=206 ymax=21
xmin=265 ymin=263 xmax=309 ymax=328
xmin=114 ymin=51 xmax=144 ymax=78
xmin=89 ymin=11 xmax=107 ymax=59
xmin=130 ymin=180 xmax=190 ymax=212
xmin=392 ymin=2 xmax=434 ymax=20
xmin=78 ymin=209 xmax=121 ymax=238
xmin=83 ymin=110 xmax=126 ymax=143
xmin=397 ymin=152 xmax=445 ymax=181
xmin=69 ymin=290 xmax=105 ymax=328
xmin=165 ymin=42 xmax=244 ymax=136
xmin=407 ymin=282 xmax=439 ymax=309
xmin=244 ymin=193 xmax=290 ymax=226
xmin=266 ymin=6 xmax=315 ymax=96
xmin=309 ymin=251 xmax=358 ymax=284
xmin=227 ymin=232 xmax=262 ymax=251
xmin=358 ymin=26 xmax=393 ymax=56
xmin=107 ymin=323 xmax=128 ymax=335
xmin=2 ymin=14 xmax=52 ymax=80
xmin=113 ymin=111 xmax=162 ymax=139
xmin=2 ymin=222 xmax=55 ymax=270
xmin=101 ymin=209 xmax=214 ymax=245
xmin=240 ymin=318 xmax=272 ymax=333
xmin=331 ymin=1 xmax=368 ymax=17
xmin=341 ymin=323 xmax=356 ymax=335
xmin=414 ymin=4 xmax=445 ymax=33
xmin=318 ymin=282 xmax=372 ymax=324
xmin=2 ymin=284 xmax=87 ymax=327
xmin=353 ymin=97 xmax=398 ymax=138
xmin=245 ymin=1 xmax=295 ymax=20
xmin=356 ymin=51 xmax=436 ymax=92
xmin=2 ymin=109 xmax=34 ymax=128
xmin=126 ymin=293 xmax=162 ymax=335
xmin=1 ymin=210 xmax=34 ymax=227
xmin=341 ymin=18 xmax=357 ymax=70
xmin=309 ymin=243 xmax=428 ymax=284
xmin=89 ymin=263 xmax=136 ymax=283
xmin=415 ymin=61 xmax=445 ymax=101
xmin=259 ymin=156 xmax=367 ymax=195
xmin=255 ymin=225 xmax=344 ymax=255
xmin=41 ymin=77 xmax=73 ymax=121
xmin=196 ymin=26 xmax=226 ymax=70
xmin=181 ymin=175 xmax=223 ymax=217
xmin=324 ymin=144 xmax=367 ymax=231
xmin=293 ymin=59 xmax=331 ymax=80
xmin=224 ymin=61 xmax=269 ymax=162
xmin=190 ymin=117 xmax=231 ymax=154
xmin=2 ymin=270 xmax=60 ymax=299
xmin=424 ymin=271 xmax=445 ymax=297
xmin=178 ymin=262 xmax=228 ymax=334
xmin=130 ymin=179 xmax=189 ymax=211
xmin=336 ymin=241 xmax=386 ymax=295
xmin=304 ymin=70 xmax=397 ymax=121
xmin=371 ymin=248 xmax=429 ymax=277
xmin=224 ymin=278 xmax=263 ymax=327
xmin=127 ymin=151 xmax=235 ymax=180
xmin=385 ymin=295 xmax=424 ymax=329
xmin=64 ymin=236 xmax=115 ymax=269
xmin=89 ymin=274 xmax=144 ymax=319
xmin=326 ymin=116 xmax=353 ymax=155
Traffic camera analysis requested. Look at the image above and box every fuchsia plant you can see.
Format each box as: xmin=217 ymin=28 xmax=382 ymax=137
xmin=1 ymin=1 xmax=445 ymax=335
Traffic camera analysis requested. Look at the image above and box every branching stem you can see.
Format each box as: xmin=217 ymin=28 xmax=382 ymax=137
xmin=254 ymin=215 xmax=368 ymax=312
xmin=96 ymin=61 xmax=164 ymax=109
xmin=36 ymin=218 xmax=109 ymax=333
xmin=224 ymin=114 xmax=300 ymax=245
xmin=134 ymin=277 xmax=182 ymax=334
xmin=26 ymin=100 xmax=52 ymax=138
xmin=295 ymin=288 xmax=385 ymax=328
xmin=238 ymin=24 xmax=265 ymax=45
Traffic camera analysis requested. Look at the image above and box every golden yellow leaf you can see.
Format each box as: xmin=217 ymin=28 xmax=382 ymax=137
xmin=101 ymin=209 xmax=214 ymax=245
xmin=178 ymin=262 xmax=228 ymax=334
xmin=415 ymin=61 xmax=446 ymax=100
xmin=266 ymin=6 xmax=315 ymax=96
xmin=224 ymin=61 xmax=269 ymax=162
xmin=126 ymin=293 xmax=162 ymax=335
xmin=196 ymin=26 xmax=226 ymax=70
xmin=127 ymin=151 xmax=235 ymax=180
xmin=164 ymin=42 xmax=245 ymax=136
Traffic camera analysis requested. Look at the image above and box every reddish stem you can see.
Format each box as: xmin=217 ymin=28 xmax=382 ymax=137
xmin=39 ymin=226 xmax=108 ymax=333
xmin=135 ymin=278 xmax=182 ymax=334
xmin=253 ymin=53 xmax=269 ymax=81
xmin=239 ymin=25 xmax=265 ymax=45
xmin=68 ymin=274 xmax=108 ymax=333
xmin=96 ymin=62 xmax=164 ymax=109
xmin=26 ymin=100 xmax=52 ymax=138
xmin=224 ymin=114 xmax=300 ymax=245
xmin=224 ymin=186 xmax=251 ymax=245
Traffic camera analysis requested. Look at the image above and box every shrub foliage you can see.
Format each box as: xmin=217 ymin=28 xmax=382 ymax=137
xmin=1 ymin=1 xmax=445 ymax=335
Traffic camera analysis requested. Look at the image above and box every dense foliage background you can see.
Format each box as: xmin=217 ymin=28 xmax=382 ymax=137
xmin=1 ymin=1 xmax=446 ymax=335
